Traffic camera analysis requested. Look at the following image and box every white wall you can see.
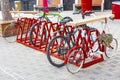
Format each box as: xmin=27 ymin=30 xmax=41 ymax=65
xmin=75 ymin=0 xmax=78 ymax=4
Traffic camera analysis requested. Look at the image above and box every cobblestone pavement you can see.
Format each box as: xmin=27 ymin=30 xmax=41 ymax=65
xmin=0 ymin=10 xmax=120 ymax=80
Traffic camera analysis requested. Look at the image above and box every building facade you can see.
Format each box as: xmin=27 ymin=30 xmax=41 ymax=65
xmin=9 ymin=0 xmax=120 ymax=11
xmin=9 ymin=0 xmax=36 ymax=11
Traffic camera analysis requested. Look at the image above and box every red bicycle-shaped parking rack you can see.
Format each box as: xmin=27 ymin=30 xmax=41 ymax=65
xmin=16 ymin=17 xmax=70 ymax=53
xmin=15 ymin=14 xmax=118 ymax=74
xmin=64 ymin=14 xmax=118 ymax=73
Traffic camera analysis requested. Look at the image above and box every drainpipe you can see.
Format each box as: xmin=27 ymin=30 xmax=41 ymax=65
xmin=101 ymin=0 xmax=104 ymax=12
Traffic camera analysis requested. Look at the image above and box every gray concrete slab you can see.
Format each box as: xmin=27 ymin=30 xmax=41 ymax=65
xmin=0 ymin=10 xmax=120 ymax=80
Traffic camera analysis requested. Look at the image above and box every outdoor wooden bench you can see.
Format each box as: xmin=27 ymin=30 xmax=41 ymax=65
xmin=10 ymin=11 xmax=40 ymax=19
xmin=66 ymin=14 xmax=114 ymax=27
xmin=0 ymin=20 xmax=15 ymax=36
xmin=10 ymin=11 xmax=39 ymax=14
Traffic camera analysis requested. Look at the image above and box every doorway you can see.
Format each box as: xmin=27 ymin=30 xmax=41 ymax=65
xmin=63 ymin=0 xmax=75 ymax=10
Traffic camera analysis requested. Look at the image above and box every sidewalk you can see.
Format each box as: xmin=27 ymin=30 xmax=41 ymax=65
xmin=0 ymin=10 xmax=120 ymax=80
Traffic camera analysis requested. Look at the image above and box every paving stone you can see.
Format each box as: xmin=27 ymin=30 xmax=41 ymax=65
xmin=0 ymin=10 xmax=120 ymax=80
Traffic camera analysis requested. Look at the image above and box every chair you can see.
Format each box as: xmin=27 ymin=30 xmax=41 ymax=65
xmin=73 ymin=0 xmax=104 ymax=13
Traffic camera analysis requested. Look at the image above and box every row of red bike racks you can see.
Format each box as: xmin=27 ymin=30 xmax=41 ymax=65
xmin=15 ymin=18 xmax=67 ymax=53
xmin=16 ymin=18 xmax=36 ymax=43
xmin=64 ymin=27 xmax=104 ymax=68
xmin=81 ymin=28 xmax=104 ymax=68
xmin=16 ymin=17 xmax=104 ymax=68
